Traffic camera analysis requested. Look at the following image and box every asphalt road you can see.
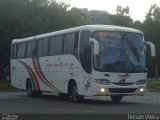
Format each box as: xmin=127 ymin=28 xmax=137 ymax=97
xmin=0 ymin=89 xmax=160 ymax=114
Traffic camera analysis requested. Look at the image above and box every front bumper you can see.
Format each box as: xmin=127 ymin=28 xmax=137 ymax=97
xmin=92 ymin=83 xmax=146 ymax=96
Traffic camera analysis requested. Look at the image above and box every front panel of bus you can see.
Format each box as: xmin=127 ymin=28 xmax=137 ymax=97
xmin=80 ymin=30 xmax=147 ymax=96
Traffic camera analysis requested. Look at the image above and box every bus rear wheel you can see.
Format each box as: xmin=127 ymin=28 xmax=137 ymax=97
xmin=71 ymin=85 xmax=84 ymax=102
xmin=110 ymin=95 xmax=123 ymax=103
xmin=26 ymin=80 xmax=42 ymax=98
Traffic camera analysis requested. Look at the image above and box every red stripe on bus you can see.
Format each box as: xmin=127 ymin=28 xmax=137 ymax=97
xmin=27 ymin=65 xmax=40 ymax=91
xmin=19 ymin=60 xmax=40 ymax=91
xmin=32 ymin=57 xmax=52 ymax=90
xmin=32 ymin=57 xmax=44 ymax=81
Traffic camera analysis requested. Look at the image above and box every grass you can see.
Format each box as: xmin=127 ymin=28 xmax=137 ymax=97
xmin=147 ymin=79 xmax=160 ymax=92
xmin=0 ymin=82 xmax=18 ymax=91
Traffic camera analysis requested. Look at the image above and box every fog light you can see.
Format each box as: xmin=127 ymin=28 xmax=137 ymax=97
xmin=101 ymin=88 xmax=105 ymax=93
xmin=140 ymin=88 xmax=144 ymax=92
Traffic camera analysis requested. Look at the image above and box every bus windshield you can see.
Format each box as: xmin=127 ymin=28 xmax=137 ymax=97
xmin=93 ymin=31 xmax=145 ymax=73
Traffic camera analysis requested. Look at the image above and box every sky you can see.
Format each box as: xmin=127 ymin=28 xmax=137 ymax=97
xmin=61 ymin=0 xmax=160 ymax=22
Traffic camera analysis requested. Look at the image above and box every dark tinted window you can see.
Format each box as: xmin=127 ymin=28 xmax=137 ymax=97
xmin=17 ymin=43 xmax=21 ymax=58
xmin=20 ymin=43 xmax=26 ymax=58
xmin=26 ymin=41 xmax=37 ymax=57
xmin=80 ymin=30 xmax=92 ymax=73
xmin=17 ymin=43 xmax=26 ymax=58
xmin=64 ymin=33 xmax=76 ymax=53
xmin=80 ymin=30 xmax=91 ymax=47
xmin=26 ymin=42 xmax=32 ymax=57
xmin=38 ymin=38 xmax=49 ymax=56
xmin=12 ymin=44 xmax=17 ymax=59
xmin=55 ymin=36 xmax=63 ymax=54
xmin=31 ymin=41 xmax=37 ymax=56
xmin=50 ymin=37 xmax=56 ymax=55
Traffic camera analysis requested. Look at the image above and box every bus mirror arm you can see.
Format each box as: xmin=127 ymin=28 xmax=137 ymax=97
xmin=145 ymin=41 xmax=156 ymax=57
xmin=89 ymin=38 xmax=99 ymax=55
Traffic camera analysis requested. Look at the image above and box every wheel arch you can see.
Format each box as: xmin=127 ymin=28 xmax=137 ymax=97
xmin=68 ymin=79 xmax=77 ymax=96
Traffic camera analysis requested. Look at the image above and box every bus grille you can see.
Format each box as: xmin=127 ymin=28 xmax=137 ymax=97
xmin=112 ymin=82 xmax=134 ymax=86
xmin=108 ymin=88 xmax=137 ymax=93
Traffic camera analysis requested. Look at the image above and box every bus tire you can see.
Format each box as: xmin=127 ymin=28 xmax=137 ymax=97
xmin=110 ymin=95 xmax=123 ymax=103
xmin=26 ymin=80 xmax=42 ymax=98
xmin=26 ymin=80 xmax=35 ymax=97
xmin=71 ymin=84 xmax=84 ymax=102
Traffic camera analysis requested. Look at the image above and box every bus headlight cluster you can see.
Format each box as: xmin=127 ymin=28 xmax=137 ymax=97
xmin=136 ymin=80 xmax=147 ymax=85
xmin=95 ymin=79 xmax=110 ymax=85
xmin=100 ymin=88 xmax=105 ymax=93
xmin=140 ymin=88 xmax=144 ymax=92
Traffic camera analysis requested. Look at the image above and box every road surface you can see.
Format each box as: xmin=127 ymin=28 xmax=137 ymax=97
xmin=0 ymin=89 xmax=159 ymax=114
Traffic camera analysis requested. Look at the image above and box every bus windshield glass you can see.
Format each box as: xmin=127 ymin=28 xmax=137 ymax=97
xmin=93 ymin=31 xmax=145 ymax=72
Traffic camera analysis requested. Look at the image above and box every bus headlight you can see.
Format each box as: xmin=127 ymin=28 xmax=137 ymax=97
xmin=95 ymin=79 xmax=110 ymax=85
xmin=140 ymin=88 xmax=144 ymax=92
xmin=100 ymin=88 xmax=105 ymax=93
xmin=136 ymin=80 xmax=146 ymax=85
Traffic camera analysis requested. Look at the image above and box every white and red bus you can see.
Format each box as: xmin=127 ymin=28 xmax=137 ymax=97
xmin=11 ymin=25 xmax=155 ymax=102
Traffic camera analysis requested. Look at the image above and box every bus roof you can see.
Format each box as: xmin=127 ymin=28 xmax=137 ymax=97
xmin=12 ymin=25 xmax=143 ymax=43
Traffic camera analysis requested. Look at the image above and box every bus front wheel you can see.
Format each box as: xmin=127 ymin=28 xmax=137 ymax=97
xmin=110 ymin=95 xmax=123 ymax=103
xmin=71 ymin=85 xmax=84 ymax=102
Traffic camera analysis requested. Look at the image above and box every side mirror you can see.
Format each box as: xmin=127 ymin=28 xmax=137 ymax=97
xmin=89 ymin=38 xmax=99 ymax=55
xmin=145 ymin=41 xmax=156 ymax=57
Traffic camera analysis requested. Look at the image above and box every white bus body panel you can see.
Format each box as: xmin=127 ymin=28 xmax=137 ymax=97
xmin=11 ymin=49 xmax=147 ymax=97
xmin=11 ymin=54 xmax=85 ymax=95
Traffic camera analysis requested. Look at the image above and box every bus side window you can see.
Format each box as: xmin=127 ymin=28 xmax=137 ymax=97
xmin=43 ymin=38 xmax=49 ymax=56
xmin=17 ymin=43 xmax=21 ymax=58
xmin=21 ymin=42 xmax=26 ymax=58
xmin=50 ymin=37 xmax=56 ymax=55
xmin=64 ymin=33 xmax=76 ymax=54
xmin=12 ymin=44 xmax=17 ymax=59
xmin=38 ymin=39 xmax=49 ymax=57
xmin=31 ymin=41 xmax=37 ymax=56
xmin=74 ymin=32 xmax=79 ymax=53
xmin=26 ymin=42 xmax=32 ymax=58
xmin=80 ymin=30 xmax=92 ymax=73
xmin=55 ymin=36 xmax=63 ymax=55
xmin=38 ymin=40 xmax=43 ymax=57
xmin=16 ymin=43 xmax=26 ymax=59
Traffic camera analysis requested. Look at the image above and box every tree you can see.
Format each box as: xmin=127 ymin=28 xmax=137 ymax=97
xmin=108 ymin=5 xmax=133 ymax=27
xmin=142 ymin=4 xmax=160 ymax=78
xmin=132 ymin=20 xmax=143 ymax=30
xmin=116 ymin=5 xmax=130 ymax=16
xmin=109 ymin=14 xmax=133 ymax=27
xmin=0 ymin=0 xmax=90 ymax=70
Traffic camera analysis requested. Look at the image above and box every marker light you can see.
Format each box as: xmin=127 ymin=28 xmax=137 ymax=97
xmin=101 ymin=88 xmax=105 ymax=93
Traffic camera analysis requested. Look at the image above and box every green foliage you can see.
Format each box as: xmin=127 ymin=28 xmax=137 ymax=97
xmin=0 ymin=82 xmax=17 ymax=90
xmin=108 ymin=5 xmax=133 ymax=27
xmin=116 ymin=5 xmax=130 ymax=16
xmin=0 ymin=0 xmax=90 ymax=68
xmin=109 ymin=14 xmax=133 ymax=27
xmin=147 ymin=80 xmax=160 ymax=92
xmin=143 ymin=4 xmax=160 ymax=66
